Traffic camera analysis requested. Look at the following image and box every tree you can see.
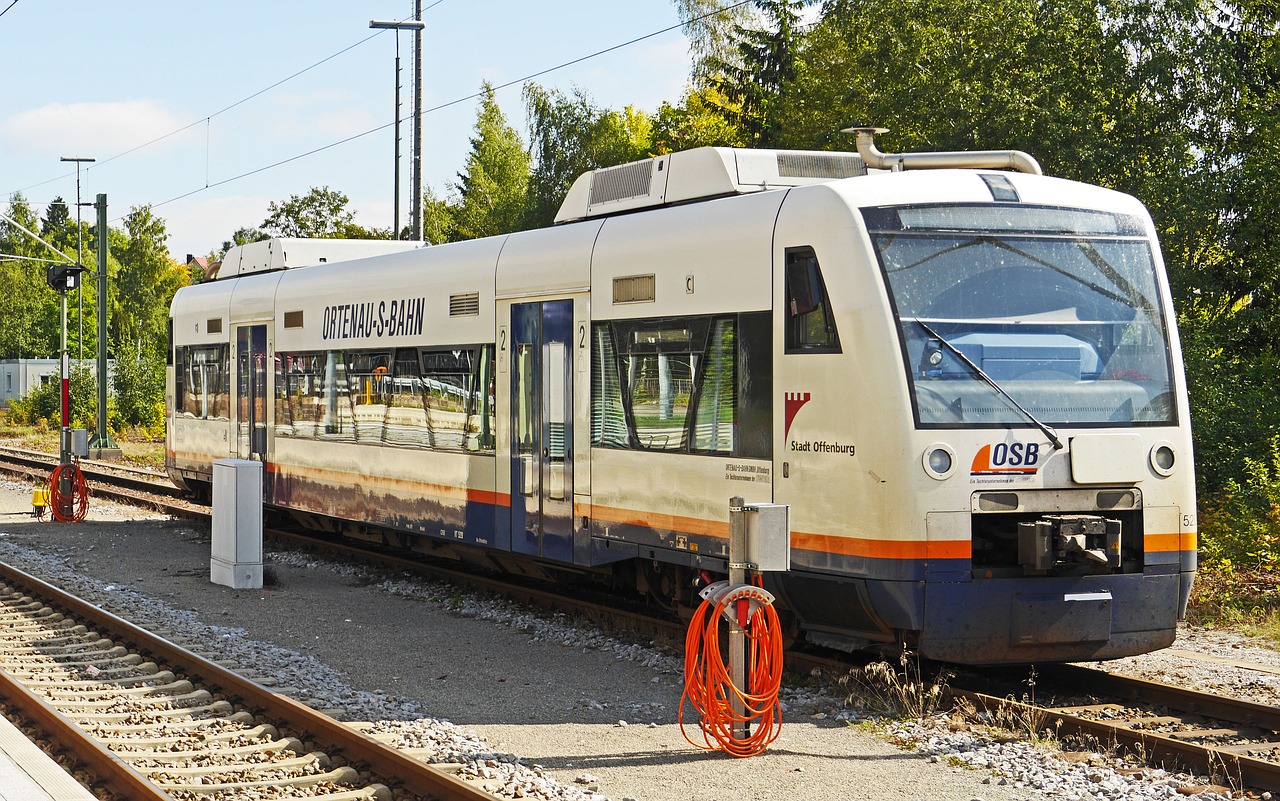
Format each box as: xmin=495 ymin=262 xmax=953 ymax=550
xmin=451 ymin=83 xmax=531 ymax=241
xmin=41 ymin=197 xmax=74 ymax=253
xmin=113 ymin=205 xmax=185 ymax=363
xmin=673 ymin=0 xmax=754 ymax=86
xmin=0 ymin=194 xmax=59 ymax=359
xmin=260 ymin=187 xmax=385 ymax=239
xmin=703 ymin=0 xmax=803 ymax=146
xmin=421 ymin=186 xmax=458 ymax=245
xmin=523 ymin=84 xmax=654 ymax=227
xmin=652 ymin=86 xmax=748 ymax=153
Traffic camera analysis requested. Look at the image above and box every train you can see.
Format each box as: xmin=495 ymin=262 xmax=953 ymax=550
xmin=167 ymin=130 xmax=1197 ymax=664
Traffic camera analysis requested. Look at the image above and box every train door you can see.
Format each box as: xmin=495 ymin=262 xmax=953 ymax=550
xmin=235 ymin=324 xmax=268 ymax=460
xmin=510 ymin=300 xmax=573 ymax=562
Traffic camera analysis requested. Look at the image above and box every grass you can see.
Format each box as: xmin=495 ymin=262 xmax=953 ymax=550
xmin=0 ymin=413 xmax=165 ymax=470
xmin=1186 ymin=564 xmax=1280 ymax=645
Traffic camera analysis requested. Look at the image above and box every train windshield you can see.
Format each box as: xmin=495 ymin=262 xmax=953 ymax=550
xmin=864 ymin=204 xmax=1176 ymax=428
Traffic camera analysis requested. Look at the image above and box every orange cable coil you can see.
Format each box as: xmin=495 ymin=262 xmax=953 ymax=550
xmin=48 ymin=463 xmax=89 ymax=523
xmin=679 ymin=579 xmax=784 ymax=757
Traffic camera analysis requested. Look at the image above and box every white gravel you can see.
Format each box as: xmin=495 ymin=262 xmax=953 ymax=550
xmin=0 ymin=477 xmax=1269 ymax=801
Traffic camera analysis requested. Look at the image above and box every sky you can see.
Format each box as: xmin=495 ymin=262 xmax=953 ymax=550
xmin=0 ymin=1 xmax=695 ymax=260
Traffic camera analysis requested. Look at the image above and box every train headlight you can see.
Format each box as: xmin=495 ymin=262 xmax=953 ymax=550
xmin=1149 ymin=442 xmax=1176 ymax=477
xmin=923 ymin=444 xmax=956 ymax=480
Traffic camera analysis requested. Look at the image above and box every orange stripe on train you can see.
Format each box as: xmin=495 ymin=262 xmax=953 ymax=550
xmin=1144 ymin=532 xmax=1197 ymax=553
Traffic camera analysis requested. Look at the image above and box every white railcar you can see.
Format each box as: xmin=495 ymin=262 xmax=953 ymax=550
xmin=168 ymin=137 xmax=1196 ymax=663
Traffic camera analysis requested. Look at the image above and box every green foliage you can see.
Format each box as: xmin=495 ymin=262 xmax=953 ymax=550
xmin=261 ymin=187 xmax=386 ymax=240
xmin=523 ymin=84 xmax=654 ymax=227
xmin=113 ymin=205 xmax=187 ymax=365
xmin=421 ymin=186 xmax=457 ymax=246
xmin=8 ymin=366 xmax=102 ymax=432
xmin=703 ymin=0 xmax=803 ymax=146
xmin=451 ymin=82 xmax=531 ymax=241
xmin=1198 ymin=457 xmax=1280 ymax=570
xmin=111 ymin=352 xmax=165 ymax=437
xmin=652 ymin=87 xmax=747 ymax=152
xmin=0 ymin=194 xmax=60 ymax=359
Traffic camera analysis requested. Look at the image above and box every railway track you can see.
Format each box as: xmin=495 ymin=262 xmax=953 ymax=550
xmin=950 ymin=663 xmax=1280 ymax=792
xmin=0 ymin=445 xmax=198 ymax=518
xmin=0 ymin=559 xmax=497 ymax=801
xmin=0 ymin=447 xmax=1276 ymax=794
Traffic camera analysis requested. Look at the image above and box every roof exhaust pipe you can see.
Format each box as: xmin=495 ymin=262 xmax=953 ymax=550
xmin=843 ymin=127 xmax=1043 ymax=176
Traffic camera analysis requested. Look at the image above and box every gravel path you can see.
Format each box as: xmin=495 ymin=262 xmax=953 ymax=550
xmin=0 ymin=478 xmax=1264 ymax=801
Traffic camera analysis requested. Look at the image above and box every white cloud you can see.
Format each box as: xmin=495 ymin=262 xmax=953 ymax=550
xmin=0 ymin=100 xmax=194 ymax=157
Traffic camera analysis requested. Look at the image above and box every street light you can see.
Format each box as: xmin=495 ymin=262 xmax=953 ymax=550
xmin=370 ymin=17 xmax=424 ymax=240
xmin=60 ymin=156 xmax=94 ymax=365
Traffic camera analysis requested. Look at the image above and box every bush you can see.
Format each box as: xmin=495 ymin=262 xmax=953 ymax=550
xmin=5 ymin=364 xmax=142 ymax=439
xmin=1198 ymin=438 xmax=1280 ymax=570
xmin=8 ymin=365 xmax=100 ymax=430
xmin=112 ymin=353 xmax=165 ymax=439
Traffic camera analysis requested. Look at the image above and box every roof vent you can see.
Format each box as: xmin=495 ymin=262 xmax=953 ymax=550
xmin=776 ymin=152 xmax=866 ymax=180
xmin=590 ymin=160 xmax=655 ymax=205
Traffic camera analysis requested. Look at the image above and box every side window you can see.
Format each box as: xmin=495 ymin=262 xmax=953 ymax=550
xmin=420 ymin=345 xmax=496 ymax=452
xmin=785 ymin=247 xmax=841 ymax=353
xmin=275 ymin=351 xmax=351 ymax=440
xmin=275 ymin=346 xmax=495 ymax=454
xmin=620 ymin=319 xmax=706 ymax=452
xmin=180 ymin=344 xmax=230 ymax=420
xmin=591 ymin=324 xmax=630 ymax=448
xmin=589 ymin=313 xmax=771 ymax=459
xmin=174 ymin=342 xmax=186 ymax=417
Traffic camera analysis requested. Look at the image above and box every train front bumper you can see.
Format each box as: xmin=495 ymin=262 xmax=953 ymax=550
xmin=917 ymin=569 xmax=1189 ymax=665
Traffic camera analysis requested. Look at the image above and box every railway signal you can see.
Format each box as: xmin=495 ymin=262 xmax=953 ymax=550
xmin=45 ymin=262 xmax=84 ymax=292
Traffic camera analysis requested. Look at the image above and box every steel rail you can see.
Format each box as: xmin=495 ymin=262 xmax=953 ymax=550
xmin=0 ymin=664 xmax=176 ymax=801
xmin=0 ymin=561 xmax=498 ymax=801
xmin=1042 ymin=663 xmax=1280 ymax=730
xmin=951 ymin=686 xmax=1280 ymax=791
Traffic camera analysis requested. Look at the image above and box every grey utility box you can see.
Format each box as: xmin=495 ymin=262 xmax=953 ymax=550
xmin=211 ymin=459 xmax=263 ymax=589
xmin=64 ymin=428 xmax=89 ymax=457
xmin=744 ymin=502 xmax=791 ymax=572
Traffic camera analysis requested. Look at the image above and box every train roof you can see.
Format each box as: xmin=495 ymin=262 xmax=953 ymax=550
xmin=553 ymin=147 xmax=867 ymax=223
xmin=216 ymin=237 xmax=424 ymax=278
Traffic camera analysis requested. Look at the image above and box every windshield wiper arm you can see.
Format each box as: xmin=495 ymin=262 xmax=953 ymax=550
xmin=911 ymin=319 xmax=1063 ymax=450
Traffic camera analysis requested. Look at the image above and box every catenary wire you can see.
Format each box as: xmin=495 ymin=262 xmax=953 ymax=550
xmin=4 ymin=7 xmax=445 ymax=197
xmin=143 ymin=1 xmax=751 ymax=215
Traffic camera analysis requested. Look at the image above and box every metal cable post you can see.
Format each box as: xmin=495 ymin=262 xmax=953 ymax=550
xmin=728 ymin=495 xmax=748 ymax=743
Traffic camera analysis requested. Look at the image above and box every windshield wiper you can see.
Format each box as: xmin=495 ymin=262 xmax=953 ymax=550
xmin=911 ymin=319 xmax=1064 ymax=450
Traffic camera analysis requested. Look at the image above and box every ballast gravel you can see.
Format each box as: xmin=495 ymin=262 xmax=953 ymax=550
xmin=0 ymin=477 xmax=1264 ymax=801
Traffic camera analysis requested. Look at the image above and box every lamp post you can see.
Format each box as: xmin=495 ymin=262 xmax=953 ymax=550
xmin=370 ymin=17 xmax=424 ymax=240
xmin=60 ymin=156 xmax=93 ymax=365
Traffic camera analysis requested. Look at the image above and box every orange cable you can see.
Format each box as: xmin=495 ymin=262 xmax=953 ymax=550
xmin=48 ymin=463 xmax=89 ymax=523
xmin=679 ymin=587 xmax=784 ymax=757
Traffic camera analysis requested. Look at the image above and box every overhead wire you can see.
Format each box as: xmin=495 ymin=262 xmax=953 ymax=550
xmin=10 ymin=0 xmax=748 ymax=221
xmin=145 ymin=0 xmax=751 ymax=214
xmin=4 ymin=10 xmax=434 ymax=197
xmin=0 ymin=0 xmax=19 ymax=21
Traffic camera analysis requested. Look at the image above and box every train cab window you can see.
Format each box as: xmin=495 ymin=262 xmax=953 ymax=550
xmin=785 ymin=247 xmax=841 ymax=353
